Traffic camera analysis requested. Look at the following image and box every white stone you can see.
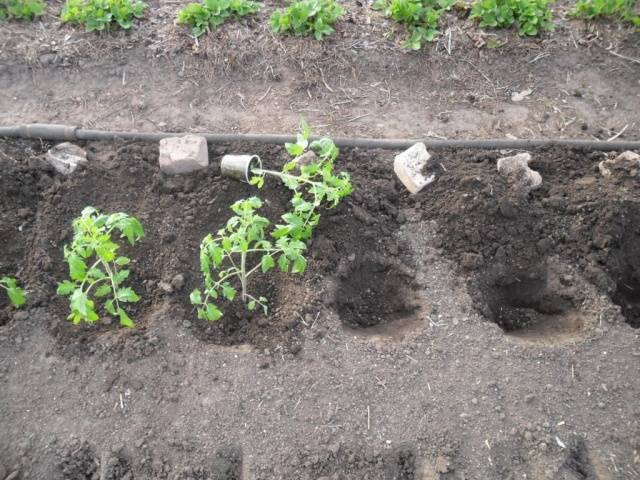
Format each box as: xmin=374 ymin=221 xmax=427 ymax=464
xmin=496 ymin=152 xmax=542 ymax=194
xmin=393 ymin=143 xmax=435 ymax=194
xmin=46 ymin=142 xmax=87 ymax=175
xmin=598 ymin=151 xmax=640 ymax=177
xmin=158 ymin=135 xmax=209 ymax=175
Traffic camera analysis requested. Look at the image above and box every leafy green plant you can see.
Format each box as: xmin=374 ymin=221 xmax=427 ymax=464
xmin=571 ymin=0 xmax=639 ymax=26
xmin=60 ymin=0 xmax=146 ymax=31
xmin=0 ymin=277 xmax=26 ymax=308
xmin=250 ymin=121 xmax=353 ymax=243
xmin=469 ymin=0 xmax=554 ymax=36
xmin=192 ymin=123 xmax=352 ymax=321
xmin=0 ymin=0 xmax=45 ymax=20
xmin=190 ymin=197 xmax=308 ymax=320
xmin=57 ymin=207 xmax=144 ymax=328
xmin=373 ymin=0 xmax=455 ymax=49
xmin=177 ymin=0 xmax=262 ymax=37
xmin=270 ymin=0 xmax=344 ymax=40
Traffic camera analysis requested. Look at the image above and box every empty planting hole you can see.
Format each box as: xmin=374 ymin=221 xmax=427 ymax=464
xmin=335 ymin=258 xmax=419 ymax=329
xmin=608 ymin=206 xmax=640 ymax=328
xmin=482 ymin=265 xmax=580 ymax=339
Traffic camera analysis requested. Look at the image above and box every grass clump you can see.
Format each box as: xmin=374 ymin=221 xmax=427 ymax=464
xmin=469 ymin=0 xmax=554 ymax=36
xmin=373 ymin=0 xmax=456 ymax=50
xmin=60 ymin=0 xmax=146 ymax=31
xmin=0 ymin=0 xmax=45 ymax=20
xmin=177 ymin=0 xmax=262 ymax=37
xmin=270 ymin=0 xmax=344 ymax=40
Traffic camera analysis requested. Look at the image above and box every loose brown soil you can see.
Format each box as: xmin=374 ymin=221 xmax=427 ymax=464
xmin=1 ymin=138 xmax=639 ymax=479
xmin=1 ymin=2 xmax=639 ymax=477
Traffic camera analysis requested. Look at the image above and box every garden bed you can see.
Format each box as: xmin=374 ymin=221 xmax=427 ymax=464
xmin=1 ymin=138 xmax=639 ymax=478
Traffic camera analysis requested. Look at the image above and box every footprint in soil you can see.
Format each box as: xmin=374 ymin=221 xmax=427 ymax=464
xmin=333 ymin=254 xmax=421 ymax=330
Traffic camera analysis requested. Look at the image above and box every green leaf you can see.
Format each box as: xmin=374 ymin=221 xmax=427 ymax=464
xmin=247 ymin=300 xmax=256 ymax=310
xmin=285 ymin=142 xmax=305 ymax=157
xmin=204 ymin=303 xmax=223 ymax=321
xmin=113 ymin=269 xmax=130 ymax=285
xmin=95 ymin=284 xmax=112 ymax=298
xmin=117 ymin=287 xmax=140 ymax=303
xmin=278 ymin=254 xmax=290 ymax=272
xmin=117 ymin=308 xmax=135 ymax=328
xmin=261 ymin=254 xmax=276 ymax=273
xmin=222 ymin=283 xmax=237 ymax=300
xmin=7 ymin=286 xmax=26 ymax=308
xmin=57 ymin=280 xmax=76 ymax=296
xmin=115 ymin=256 xmax=130 ymax=266
xmin=68 ymin=254 xmax=87 ymax=281
xmin=190 ymin=289 xmax=203 ymax=305
xmin=105 ymin=299 xmax=117 ymax=315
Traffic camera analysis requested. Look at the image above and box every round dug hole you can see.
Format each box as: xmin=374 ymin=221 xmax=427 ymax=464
xmin=334 ymin=256 xmax=420 ymax=331
xmin=608 ymin=204 xmax=640 ymax=328
xmin=481 ymin=264 xmax=584 ymax=342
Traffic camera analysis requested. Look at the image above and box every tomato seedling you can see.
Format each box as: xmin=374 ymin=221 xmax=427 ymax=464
xmin=0 ymin=277 xmax=26 ymax=308
xmin=250 ymin=121 xmax=352 ymax=242
xmin=177 ymin=0 xmax=262 ymax=37
xmin=571 ymin=0 xmax=639 ymax=26
xmin=190 ymin=197 xmax=307 ymax=320
xmin=57 ymin=207 xmax=144 ymax=327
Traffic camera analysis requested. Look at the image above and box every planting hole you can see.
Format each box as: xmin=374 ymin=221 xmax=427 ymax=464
xmin=481 ymin=264 xmax=583 ymax=341
xmin=334 ymin=256 xmax=420 ymax=331
xmin=607 ymin=204 xmax=640 ymax=328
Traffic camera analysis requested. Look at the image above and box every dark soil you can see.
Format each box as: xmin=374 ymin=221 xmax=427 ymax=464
xmin=421 ymin=147 xmax=640 ymax=332
xmin=1 ymin=139 xmax=640 ymax=479
xmin=335 ymin=255 xmax=420 ymax=329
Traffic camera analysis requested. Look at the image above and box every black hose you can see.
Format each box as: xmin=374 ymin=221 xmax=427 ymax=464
xmin=1 ymin=123 xmax=639 ymax=151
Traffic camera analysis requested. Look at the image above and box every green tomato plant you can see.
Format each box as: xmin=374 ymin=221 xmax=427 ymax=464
xmin=469 ymin=0 xmax=554 ymax=36
xmin=373 ymin=0 xmax=456 ymax=49
xmin=0 ymin=277 xmax=26 ymax=308
xmin=57 ymin=207 xmax=144 ymax=328
xmin=177 ymin=0 xmax=262 ymax=38
xmin=270 ymin=0 xmax=344 ymax=40
xmin=61 ymin=0 xmax=146 ymax=31
xmin=0 ymin=0 xmax=45 ymax=20
xmin=250 ymin=121 xmax=353 ymax=243
xmin=190 ymin=197 xmax=308 ymax=320
xmin=192 ymin=122 xmax=352 ymax=322
xmin=571 ymin=0 xmax=639 ymax=26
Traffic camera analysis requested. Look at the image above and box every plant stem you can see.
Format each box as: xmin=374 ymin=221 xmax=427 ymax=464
xmin=240 ymin=251 xmax=247 ymax=302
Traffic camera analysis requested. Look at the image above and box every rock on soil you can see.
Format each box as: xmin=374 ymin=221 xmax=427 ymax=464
xmin=158 ymin=135 xmax=209 ymax=175
xmin=598 ymin=150 xmax=640 ymax=177
xmin=393 ymin=143 xmax=435 ymax=194
xmin=496 ymin=152 xmax=542 ymax=195
xmin=46 ymin=142 xmax=87 ymax=175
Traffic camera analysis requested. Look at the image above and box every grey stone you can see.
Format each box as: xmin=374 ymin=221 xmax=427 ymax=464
xmin=598 ymin=151 xmax=640 ymax=177
xmin=46 ymin=143 xmax=87 ymax=175
xmin=393 ymin=142 xmax=435 ymax=194
xmin=158 ymin=135 xmax=209 ymax=175
xmin=496 ymin=152 xmax=542 ymax=195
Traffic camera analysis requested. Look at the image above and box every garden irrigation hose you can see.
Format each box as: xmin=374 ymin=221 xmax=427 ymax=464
xmin=1 ymin=123 xmax=640 ymax=151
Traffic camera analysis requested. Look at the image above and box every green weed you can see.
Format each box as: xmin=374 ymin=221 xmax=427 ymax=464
xmin=177 ymin=0 xmax=262 ymax=37
xmin=270 ymin=0 xmax=344 ymax=40
xmin=469 ymin=0 xmax=554 ymax=36
xmin=373 ymin=0 xmax=456 ymax=49
xmin=61 ymin=0 xmax=146 ymax=31
xmin=0 ymin=0 xmax=45 ymax=21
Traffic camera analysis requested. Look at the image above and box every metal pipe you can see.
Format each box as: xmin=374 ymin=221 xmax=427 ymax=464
xmin=1 ymin=123 xmax=639 ymax=151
